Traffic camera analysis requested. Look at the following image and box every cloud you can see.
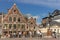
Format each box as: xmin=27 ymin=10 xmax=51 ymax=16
xmin=25 ymin=13 xmax=40 ymax=19
xmin=25 ymin=13 xmax=40 ymax=24
xmin=33 ymin=16 xmax=40 ymax=19
xmin=25 ymin=14 xmax=32 ymax=17
xmin=16 ymin=0 xmax=60 ymax=8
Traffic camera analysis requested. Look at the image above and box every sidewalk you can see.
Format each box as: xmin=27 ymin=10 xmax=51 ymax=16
xmin=43 ymin=36 xmax=52 ymax=38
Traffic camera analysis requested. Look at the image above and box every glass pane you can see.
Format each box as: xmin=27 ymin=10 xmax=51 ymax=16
xmin=9 ymin=24 xmax=12 ymax=29
xmin=5 ymin=24 xmax=7 ymax=27
xmin=21 ymin=25 xmax=25 ymax=30
xmin=18 ymin=18 xmax=20 ymax=22
xmin=13 ymin=24 xmax=16 ymax=29
xmin=14 ymin=10 xmax=16 ymax=12
xmin=18 ymin=24 xmax=20 ymax=28
xmin=4 ymin=24 xmax=8 ymax=29
xmin=13 ymin=17 xmax=16 ymax=22
xmin=9 ymin=31 xmax=12 ymax=33
xmin=9 ymin=17 xmax=12 ymax=22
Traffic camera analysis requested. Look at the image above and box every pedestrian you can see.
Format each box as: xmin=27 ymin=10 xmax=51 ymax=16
xmin=19 ymin=31 xmax=22 ymax=38
xmin=36 ymin=30 xmax=40 ymax=37
xmin=52 ymin=31 xmax=56 ymax=38
xmin=39 ymin=30 xmax=42 ymax=38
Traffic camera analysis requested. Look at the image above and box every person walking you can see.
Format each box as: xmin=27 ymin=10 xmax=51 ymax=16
xmin=52 ymin=30 xmax=56 ymax=38
xmin=19 ymin=31 xmax=22 ymax=38
xmin=39 ymin=30 xmax=42 ymax=38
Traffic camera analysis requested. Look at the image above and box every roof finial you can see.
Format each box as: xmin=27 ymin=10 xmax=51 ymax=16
xmin=13 ymin=0 xmax=16 ymax=5
xmin=14 ymin=3 xmax=16 ymax=5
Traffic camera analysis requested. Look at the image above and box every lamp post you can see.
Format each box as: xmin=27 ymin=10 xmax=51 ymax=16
xmin=48 ymin=13 xmax=52 ymax=29
xmin=47 ymin=13 xmax=52 ymax=36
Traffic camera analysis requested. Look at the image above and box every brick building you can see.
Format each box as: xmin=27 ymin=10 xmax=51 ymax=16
xmin=0 ymin=3 xmax=37 ymax=38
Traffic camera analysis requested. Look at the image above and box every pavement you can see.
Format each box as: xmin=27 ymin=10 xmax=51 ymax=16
xmin=0 ymin=33 xmax=60 ymax=40
xmin=0 ymin=37 xmax=59 ymax=40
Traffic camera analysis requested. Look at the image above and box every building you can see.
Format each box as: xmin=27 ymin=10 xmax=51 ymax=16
xmin=0 ymin=3 xmax=37 ymax=38
xmin=40 ymin=9 xmax=60 ymax=34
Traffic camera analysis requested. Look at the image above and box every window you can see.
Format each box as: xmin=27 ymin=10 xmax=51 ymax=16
xmin=22 ymin=25 xmax=24 ymax=29
xmin=31 ymin=22 xmax=33 ymax=24
xmin=18 ymin=24 xmax=20 ymax=28
xmin=27 ymin=26 xmax=28 ymax=29
xmin=21 ymin=25 xmax=25 ymax=30
xmin=9 ymin=17 xmax=12 ymax=22
xmin=4 ymin=24 xmax=8 ymax=29
xmin=13 ymin=24 xmax=16 ymax=29
xmin=18 ymin=18 xmax=20 ymax=22
xmin=3 ymin=31 xmax=8 ymax=35
xmin=13 ymin=31 xmax=16 ymax=33
xmin=13 ymin=17 xmax=16 ymax=22
xmin=54 ymin=29 xmax=56 ymax=31
xmin=34 ymin=27 xmax=35 ymax=29
xmin=5 ymin=24 xmax=7 ymax=27
xmin=14 ymin=10 xmax=16 ymax=12
xmin=57 ymin=29 xmax=59 ymax=33
xmin=9 ymin=31 xmax=12 ymax=34
xmin=9 ymin=24 xmax=12 ymax=29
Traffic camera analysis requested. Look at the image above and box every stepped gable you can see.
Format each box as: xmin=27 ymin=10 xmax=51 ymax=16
xmin=3 ymin=3 xmax=26 ymax=23
xmin=28 ymin=17 xmax=36 ymax=25
xmin=28 ymin=17 xmax=36 ymax=23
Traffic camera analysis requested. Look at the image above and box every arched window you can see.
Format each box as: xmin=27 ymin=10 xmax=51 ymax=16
xmin=34 ymin=27 xmax=35 ymax=29
xmin=9 ymin=31 xmax=12 ymax=34
xmin=18 ymin=24 xmax=20 ymax=28
xmin=31 ymin=22 xmax=33 ymax=24
xmin=27 ymin=26 xmax=28 ymax=29
xmin=3 ymin=31 xmax=8 ymax=35
xmin=13 ymin=17 xmax=16 ymax=22
xmin=14 ymin=10 xmax=16 ymax=12
xmin=21 ymin=25 xmax=25 ymax=30
xmin=9 ymin=17 xmax=12 ymax=22
xmin=18 ymin=18 xmax=20 ymax=22
xmin=13 ymin=24 xmax=16 ymax=29
xmin=9 ymin=24 xmax=12 ymax=29
xmin=4 ymin=24 xmax=8 ymax=29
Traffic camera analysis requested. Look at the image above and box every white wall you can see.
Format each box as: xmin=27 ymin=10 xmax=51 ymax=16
xmin=40 ymin=27 xmax=60 ymax=33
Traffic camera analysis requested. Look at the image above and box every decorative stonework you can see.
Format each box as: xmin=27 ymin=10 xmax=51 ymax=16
xmin=0 ymin=3 xmax=37 ymax=37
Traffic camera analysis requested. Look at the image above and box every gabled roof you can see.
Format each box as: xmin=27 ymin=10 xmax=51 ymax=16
xmin=3 ymin=3 xmax=27 ymax=23
xmin=7 ymin=3 xmax=22 ymax=15
xmin=52 ymin=9 xmax=60 ymax=16
xmin=28 ymin=17 xmax=36 ymax=23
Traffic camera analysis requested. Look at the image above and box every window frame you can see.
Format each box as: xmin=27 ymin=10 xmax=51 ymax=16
xmin=13 ymin=17 xmax=16 ymax=22
xmin=13 ymin=24 xmax=16 ymax=29
xmin=9 ymin=17 xmax=12 ymax=22
xmin=9 ymin=24 xmax=12 ymax=29
xmin=18 ymin=17 xmax=20 ymax=22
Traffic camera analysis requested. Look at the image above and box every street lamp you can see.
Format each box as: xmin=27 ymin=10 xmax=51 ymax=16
xmin=48 ymin=13 xmax=52 ymax=29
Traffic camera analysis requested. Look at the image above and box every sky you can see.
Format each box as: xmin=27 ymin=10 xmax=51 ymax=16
xmin=0 ymin=0 xmax=60 ymax=24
